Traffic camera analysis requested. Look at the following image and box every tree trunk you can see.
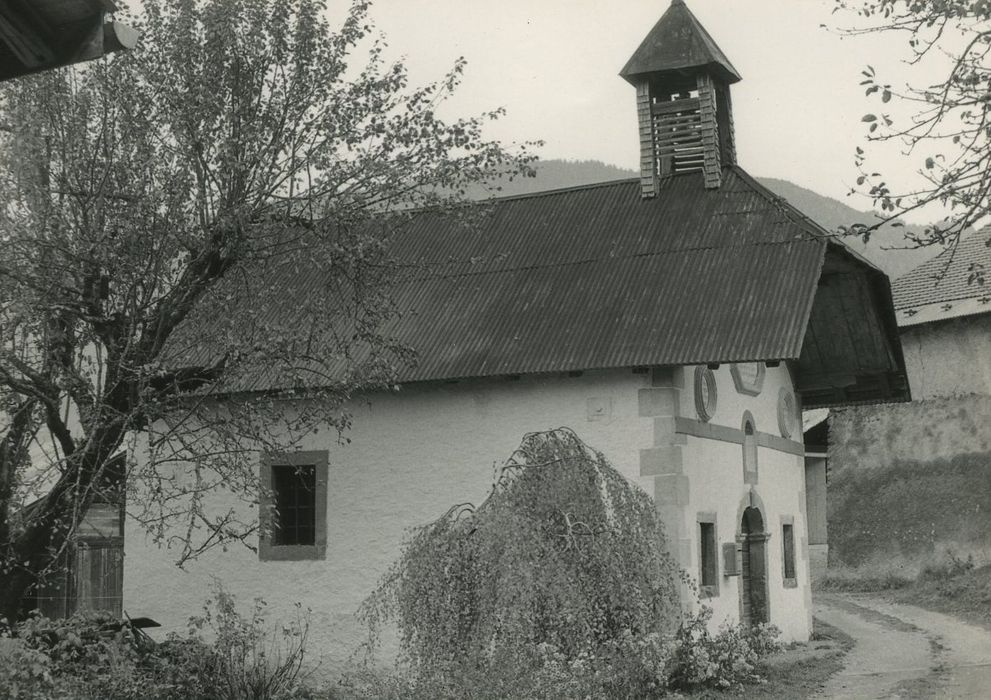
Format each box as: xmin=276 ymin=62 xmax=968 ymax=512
xmin=0 ymin=509 xmax=63 ymax=623
xmin=0 ymin=420 xmax=127 ymax=622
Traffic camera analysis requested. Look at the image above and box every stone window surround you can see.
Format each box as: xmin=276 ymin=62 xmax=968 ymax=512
xmin=697 ymin=511 xmax=719 ymax=598
xmin=777 ymin=387 xmax=798 ymax=439
xmin=693 ymin=365 xmax=717 ymax=422
xmin=730 ymin=362 xmax=765 ymax=396
xmin=637 ymin=366 xmax=806 ymax=612
xmin=259 ymin=450 xmax=328 ymax=562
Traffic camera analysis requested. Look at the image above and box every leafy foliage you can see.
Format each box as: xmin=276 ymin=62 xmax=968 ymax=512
xmin=834 ymin=0 xmax=991 ymax=255
xmin=0 ymin=0 xmax=535 ymax=619
xmin=0 ymin=587 xmax=313 ymax=700
xmin=359 ymin=428 xmax=682 ymax=696
xmin=338 ymin=608 xmax=781 ymax=699
xmin=186 ymin=587 xmax=312 ymax=700
xmin=667 ymin=607 xmax=781 ymax=691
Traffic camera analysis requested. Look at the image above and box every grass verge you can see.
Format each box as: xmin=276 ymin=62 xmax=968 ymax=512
xmin=818 ymin=558 xmax=991 ymax=631
xmin=892 ymin=563 xmax=991 ymax=629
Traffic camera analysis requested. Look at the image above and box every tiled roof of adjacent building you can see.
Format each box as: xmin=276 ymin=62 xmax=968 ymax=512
xmin=892 ymin=228 xmax=991 ymax=327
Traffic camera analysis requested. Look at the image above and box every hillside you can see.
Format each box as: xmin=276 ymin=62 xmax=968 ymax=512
xmin=482 ymin=159 xmax=939 ymax=279
xmin=756 ymin=178 xmax=938 ymax=279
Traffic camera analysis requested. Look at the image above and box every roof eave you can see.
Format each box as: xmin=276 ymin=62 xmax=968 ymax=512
xmin=0 ymin=3 xmax=137 ymax=82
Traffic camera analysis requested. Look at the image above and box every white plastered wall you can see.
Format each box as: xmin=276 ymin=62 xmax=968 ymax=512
xmin=652 ymin=363 xmax=812 ymax=642
xmin=124 ymin=361 xmax=814 ymax=675
xmin=123 ymin=369 xmax=653 ymax=674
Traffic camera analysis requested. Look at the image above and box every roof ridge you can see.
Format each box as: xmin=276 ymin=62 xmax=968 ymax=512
xmin=407 ymin=237 xmax=819 ymax=283
xmin=474 ymin=177 xmax=640 ymax=203
xmin=730 ymin=165 xmax=887 ymax=274
xmin=730 ymin=166 xmax=829 ymax=238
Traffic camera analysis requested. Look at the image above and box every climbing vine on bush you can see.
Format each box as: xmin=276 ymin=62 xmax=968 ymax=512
xmin=359 ymin=428 xmax=681 ymax=695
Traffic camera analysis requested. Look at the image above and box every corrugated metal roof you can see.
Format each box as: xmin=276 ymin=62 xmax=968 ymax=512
xmin=180 ymin=167 xmax=832 ymax=393
xmin=620 ymin=0 xmax=741 ymax=85
xmin=170 ymin=165 xmax=912 ymax=405
xmin=891 ymin=228 xmax=991 ymax=325
xmin=389 ymin=168 xmax=829 ymax=382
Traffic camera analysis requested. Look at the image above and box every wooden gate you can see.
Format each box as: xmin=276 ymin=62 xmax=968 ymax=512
xmin=35 ymin=499 xmax=124 ymax=618
xmin=74 ymin=540 xmax=124 ymax=615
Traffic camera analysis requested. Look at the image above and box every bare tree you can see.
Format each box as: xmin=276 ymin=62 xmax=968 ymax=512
xmin=0 ymin=0 xmax=535 ymax=621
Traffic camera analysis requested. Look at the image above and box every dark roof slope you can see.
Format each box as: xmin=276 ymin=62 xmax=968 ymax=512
xmin=892 ymin=228 xmax=991 ymax=315
xmin=179 ymin=165 xmax=908 ymax=407
xmin=386 ymin=168 xmax=822 ymax=382
xmin=620 ymin=0 xmax=741 ymax=85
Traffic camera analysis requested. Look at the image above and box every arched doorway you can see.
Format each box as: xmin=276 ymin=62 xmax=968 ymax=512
xmin=740 ymin=506 xmax=769 ymax=625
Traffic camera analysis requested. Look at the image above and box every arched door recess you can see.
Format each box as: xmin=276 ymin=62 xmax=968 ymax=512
xmin=740 ymin=505 xmax=769 ymax=625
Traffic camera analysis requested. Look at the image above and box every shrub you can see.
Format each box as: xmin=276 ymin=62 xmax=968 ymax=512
xmin=5 ymin=610 xmax=148 ymax=699
xmin=918 ymin=551 xmax=975 ymax=583
xmin=0 ymin=587 xmax=313 ymax=700
xmin=336 ymin=608 xmax=780 ymax=699
xmin=354 ymin=430 xmax=786 ymax=698
xmin=359 ymin=429 xmax=681 ymax=698
xmin=0 ymin=636 xmax=59 ymax=700
xmin=186 ymin=588 xmax=313 ymax=700
xmin=667 ymin=607 xmax=780 ymax=691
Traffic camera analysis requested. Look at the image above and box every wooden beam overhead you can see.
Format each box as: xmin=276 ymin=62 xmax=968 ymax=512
xmin=0 ymin=0 xmax=135 ymax=81
xmin=0 ymin=4 xmax=55 ymax=68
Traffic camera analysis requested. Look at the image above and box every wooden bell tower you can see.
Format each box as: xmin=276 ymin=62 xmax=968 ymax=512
xmin=620 ymin=0 xmax=741 ymax=196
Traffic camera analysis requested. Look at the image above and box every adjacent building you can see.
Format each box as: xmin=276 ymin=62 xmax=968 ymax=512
xmin=893 ymin=228 xmax=991 ymax=400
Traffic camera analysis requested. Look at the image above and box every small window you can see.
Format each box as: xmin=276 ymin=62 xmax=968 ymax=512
xmin=782 ymin=522 xmax=797 ymax=585
xmin=272 ymin=465 xmax=316 ymax=546
xmin=694 ymin=366 xmax=717 ymax=422
xmin=699 ymin=520 xmax=718 ymax=596
xmin=260 ymin=451 xmax=328 ymax=561
xmin=743 ymin=414 xmax=758 ymax=484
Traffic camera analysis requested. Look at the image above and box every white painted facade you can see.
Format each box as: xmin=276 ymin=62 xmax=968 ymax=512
xmin=124 ymin=363 xmax=812 ymax=673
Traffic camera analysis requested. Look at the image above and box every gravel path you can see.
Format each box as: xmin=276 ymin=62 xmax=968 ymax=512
xmin=814 ymin=592 xmax=991 ymax=699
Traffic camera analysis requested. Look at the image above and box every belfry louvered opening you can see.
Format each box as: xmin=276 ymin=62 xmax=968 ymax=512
xmin=651 ymin=75 xmax=710 ymax=175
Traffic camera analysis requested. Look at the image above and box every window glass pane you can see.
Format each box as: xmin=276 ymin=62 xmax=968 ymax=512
xmin=743 ymin=420 xmax=758 ymax=479
xmin=272 ymin=465 xmax=316 ymax=546
xmin=700 ymin=522 xmax=716 ymax=587
xmin=783 ymin=524 xmax=796 ymax=580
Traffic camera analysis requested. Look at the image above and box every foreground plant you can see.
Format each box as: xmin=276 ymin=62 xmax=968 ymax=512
xmin=359 ymin=428 xmax=681 ymax=697
xmin=0 ymin=588 xmax=312 ymax=700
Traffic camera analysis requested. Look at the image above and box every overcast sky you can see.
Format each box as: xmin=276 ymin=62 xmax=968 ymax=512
xmin=356 ymin=0 xmax=952 ymax=222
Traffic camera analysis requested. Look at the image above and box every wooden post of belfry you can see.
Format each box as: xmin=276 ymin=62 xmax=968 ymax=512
xmin=636 ymin=79 xmax=658 ymax=199
xmin=697 ymin=73 xmax=722 ymax=189
xmin=717 ymin=83 xmax=737 ymax=166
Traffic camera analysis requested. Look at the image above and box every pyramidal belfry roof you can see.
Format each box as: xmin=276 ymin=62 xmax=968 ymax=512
xmin=620 ymin=0 xmax=742 ymax=85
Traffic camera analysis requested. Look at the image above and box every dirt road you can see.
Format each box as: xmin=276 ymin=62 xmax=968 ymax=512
xmin=814 ymin=593 xmax=991 ymax=699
